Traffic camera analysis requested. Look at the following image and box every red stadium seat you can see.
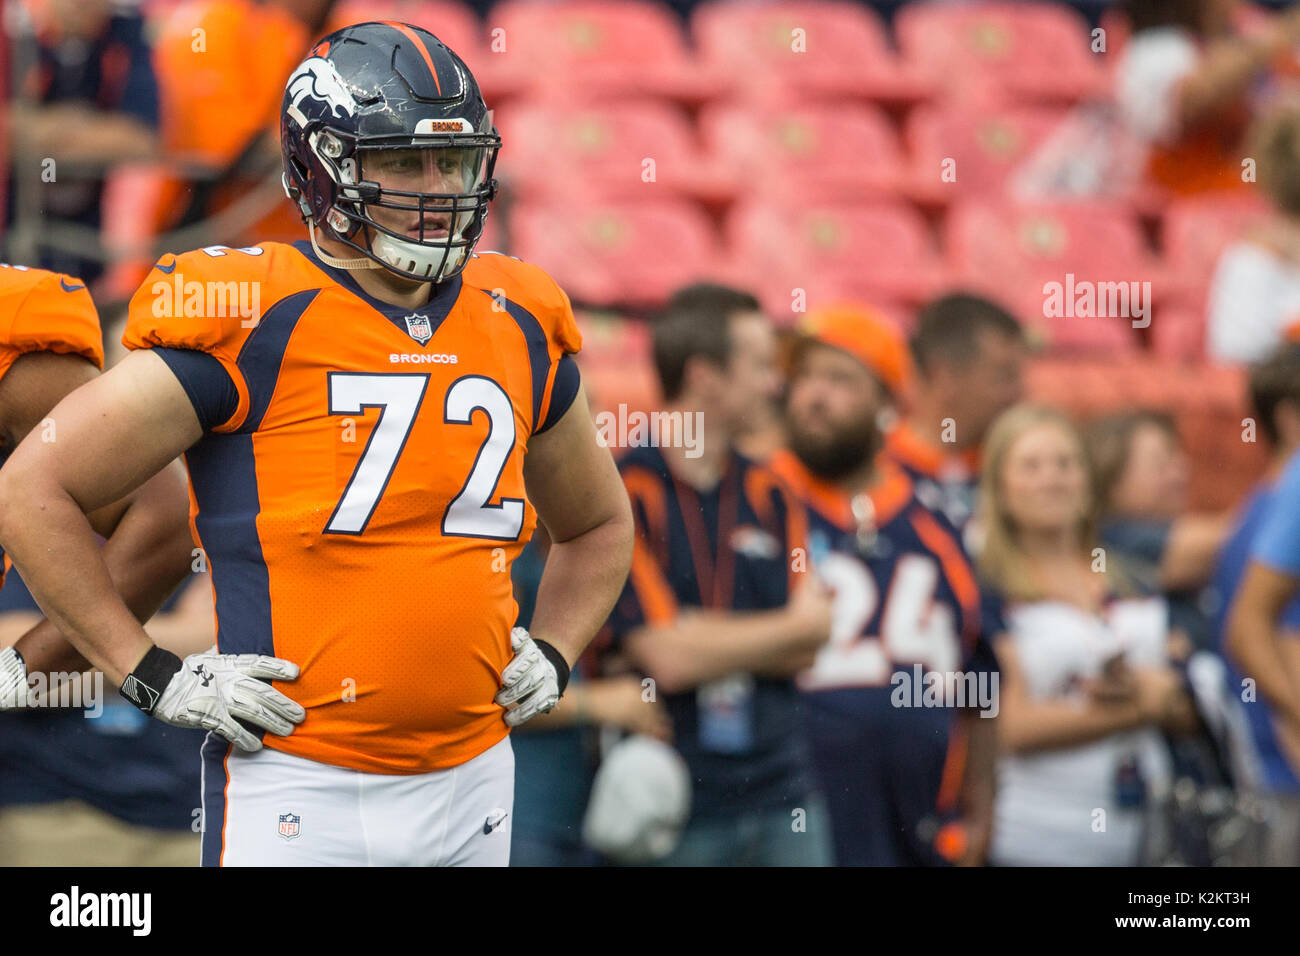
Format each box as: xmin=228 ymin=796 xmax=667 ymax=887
xmin=511 ymin=199 xmax=722 ymax=306
xmin=691 ymin=0 xmax=933 ymax=104
xmin=904 ymin=105 xmax=1066 ymax=205
xmin=944 ymin=201 xmax=1152 ymax=353
xmin=725 ymin=200 xmax=948 ymax=311
xmin=1148 ymin=305 xmax=1206 ymax=361
xmin=328 ymin=1 xmax=482 ymax=64
xmin=495 ymin=100 xmax=708 ymax=201
xmin=482 ymin=0 xmax=712 ymax=104
xmin=574 ymin=311 xmax=660 ymax=413
xmin=1159 ymin=196 xmax=1271 ymax=311
xmin=894 ymin=1 xmax=1107 ymax=105
xmin=699 ymin=103 xmax=906 ymax=202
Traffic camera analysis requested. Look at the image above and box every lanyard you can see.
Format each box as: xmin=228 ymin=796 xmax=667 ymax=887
xmin=671 ymin=460 xmax=741 ymax=611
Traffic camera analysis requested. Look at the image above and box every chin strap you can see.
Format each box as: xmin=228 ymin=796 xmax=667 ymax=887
xmin=308 ymin=222 xmax=384 ymax=272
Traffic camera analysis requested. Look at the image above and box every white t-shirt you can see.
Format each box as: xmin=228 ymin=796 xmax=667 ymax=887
xmin=990 ymin=596 xmax=1174 ymax=867
xmin=1115 ymin=27 xmax=1199 ymax=144
xmin=1208 ymin=241 xmax=1300 ymax=363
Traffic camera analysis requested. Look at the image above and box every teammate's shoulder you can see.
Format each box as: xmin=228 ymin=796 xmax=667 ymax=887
xmin=0 ymin=263 xmax=103 ymax=368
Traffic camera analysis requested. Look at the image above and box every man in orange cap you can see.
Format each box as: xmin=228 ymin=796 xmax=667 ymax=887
xmin=770 ymin=303 xmax=1001 ymax=866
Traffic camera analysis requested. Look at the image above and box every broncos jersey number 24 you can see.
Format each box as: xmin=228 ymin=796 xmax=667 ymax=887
xmin=325 ymin=372 xmax=523 ymax=539
xmin=798 ymin=552 xmax=961 ymax=691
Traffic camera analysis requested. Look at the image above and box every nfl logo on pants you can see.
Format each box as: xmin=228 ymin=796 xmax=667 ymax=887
xmin=278 ymin=812 xmax=301 ymax=840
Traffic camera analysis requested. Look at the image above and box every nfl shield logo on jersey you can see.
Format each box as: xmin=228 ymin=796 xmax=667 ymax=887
xmin=404 ymin=312 xmax=433 ymax=345
xmin=278 ymin=812 xmax=301 ymax=840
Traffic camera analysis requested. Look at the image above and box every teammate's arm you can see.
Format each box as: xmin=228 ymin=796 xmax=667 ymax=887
xmin=0 ymin=349 xmax=302 ymax=748
xmin=0 ymin=351 xmax=195 ymax=675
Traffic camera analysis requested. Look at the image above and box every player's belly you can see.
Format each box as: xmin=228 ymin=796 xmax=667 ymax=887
xmin=237 ymin=547 xmax=517 ymax=774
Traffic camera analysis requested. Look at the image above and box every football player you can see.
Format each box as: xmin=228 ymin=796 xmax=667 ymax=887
xmin=770 ymin=306 xmax=1001 ymax=866
xmin=0 ymin=22 xmax=633 ymax=866
xmin=0 ymin=265 xmax=290 ymax=726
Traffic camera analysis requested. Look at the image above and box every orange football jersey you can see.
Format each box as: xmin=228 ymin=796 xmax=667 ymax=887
xmin=0 ymin=263 xmax=104 ymax=590
xmin=0 ymin=264 xmax=103 ymax=388
xmin=122 ymin=241 xmax=582 ymax=774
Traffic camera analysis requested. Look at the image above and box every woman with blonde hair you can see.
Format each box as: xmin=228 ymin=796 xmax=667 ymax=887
xmin=977 ymin=404 xmax=1199 ymax=866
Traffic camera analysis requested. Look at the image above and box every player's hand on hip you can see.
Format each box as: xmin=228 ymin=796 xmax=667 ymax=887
xmin=496 ymin=627 xmax=570 ymax=728
xmin=120 ymin=646 xmax=305 ymax=752
xmin=0 ymin=646 xmax=29 ymax=710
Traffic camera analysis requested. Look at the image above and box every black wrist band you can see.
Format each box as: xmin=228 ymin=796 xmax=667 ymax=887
xmin=120 ymin=646 xmax=184 ymax=714
xmin=533 ymin=639 xmax=570 ymax=696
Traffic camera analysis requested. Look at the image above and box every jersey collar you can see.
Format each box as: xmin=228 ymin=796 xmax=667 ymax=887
xmin=885 ymin=421 xmax=981 ymax=480
xmin=292 ymin=239 xmax=463 ymax=344
xmin=769 ymin=448 xmax=914 ymax=531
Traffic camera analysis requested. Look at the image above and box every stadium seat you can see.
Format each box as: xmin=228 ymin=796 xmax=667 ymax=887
xmin=690 ymin=0 xmax=933 ymax=104
xmin=894 ymin=1 xmax=1107 ymax=105
xmin=511 ymin=199 xmax=722 ymax=306
xmin=482 ymin=0 xmax=714 ymax=104
xmin=698 ymin=102 xmax=906 ymax=202
xmin=944 ymin=201 xmax=1152 ymax=353
xmin=903 ymin=105 xmax=1067 ymax=205
xmin=495 ymin=100 xmax=709 ymax=201
xmin=574 ymin=310 xmax=660 ymax=414
xmin=327 ymin=0 xmax=481 ymax=59
xmin=1148 ymin=305 xmax=1206 ymax=361
xmin=1159 ymin=196 xmax=1272 ymax=311
xmin=725 ymin=199 xmax=948 ymax=311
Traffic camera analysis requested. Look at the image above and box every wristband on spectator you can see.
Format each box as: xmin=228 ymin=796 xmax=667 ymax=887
xmin=120 ymin=646 xmax=184 ymax=714
xmin=533 ymin=638 xmax=571 ymax=696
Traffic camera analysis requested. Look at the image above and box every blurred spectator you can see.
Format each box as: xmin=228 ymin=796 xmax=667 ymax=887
xmin=770 ymin=305 xmax=1000 ymax=866
xmin=606 ymin=283 xmax=833 ymax=866
xmin=1088 ymin=410 xmax=1232 ymax=651
xmin=885 ymin=293 xmax=1025 ymax=537
xmin=1208 ymin=101 xmax=1300 ymax=363
xmin=147 ymin=0 xmax=335 ymax=247
xmin=508 ymin=533 xmax=670 ymax=868
xmin=1115 ymin=0 xmax=1300 ymax=196
xmin=0 ymin=568 xmax=213 ymax=866
xmin=1214 ymin=345 xmax=1300 ymax=864
xmin=978 ymin=404 xmax=1199 ymax=866
xmin=1224 ymin=350 xmax=1300 ymax=865
xmin=6 ymin=0 xmax=160 ymax=283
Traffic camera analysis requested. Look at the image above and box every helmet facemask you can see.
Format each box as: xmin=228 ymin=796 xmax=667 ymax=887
xmin=303 ymin=114 xmax=500 ymax=284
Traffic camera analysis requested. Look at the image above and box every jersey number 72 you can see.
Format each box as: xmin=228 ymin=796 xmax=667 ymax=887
xmin=324 ymin=372 xmax=525 ymax=540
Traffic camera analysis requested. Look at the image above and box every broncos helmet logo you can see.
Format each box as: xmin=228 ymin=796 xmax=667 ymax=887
xmin=286 ymin=56 xmax=357 ymax=126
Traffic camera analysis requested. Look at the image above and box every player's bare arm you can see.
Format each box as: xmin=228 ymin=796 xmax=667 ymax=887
xmin=496 ymin=382 xmax=633 ymax=727
xmin=0 ymin=349 xmax=303 ymax=749
xmin=0 ymin=349 xmax=194 ymax=676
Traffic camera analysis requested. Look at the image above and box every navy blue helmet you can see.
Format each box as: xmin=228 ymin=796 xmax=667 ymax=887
xmin=281 ymin=21 xmax=500 ymax=283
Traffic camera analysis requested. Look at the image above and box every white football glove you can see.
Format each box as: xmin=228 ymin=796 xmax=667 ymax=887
xmin=140 ymin=649 xmax=306 ymax=752
xmin=496 ymin=627 xmax=566 ymax=728
xmin=0 ymin=647 xmax=28 ymax=710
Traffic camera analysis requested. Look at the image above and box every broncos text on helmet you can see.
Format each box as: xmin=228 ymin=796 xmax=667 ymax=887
xmin=281 ymin=21 xmax=500 ymax=284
